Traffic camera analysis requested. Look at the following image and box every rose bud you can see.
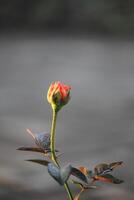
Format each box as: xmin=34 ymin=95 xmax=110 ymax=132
xmin=47 ymin=81 xmax=71 ymax=111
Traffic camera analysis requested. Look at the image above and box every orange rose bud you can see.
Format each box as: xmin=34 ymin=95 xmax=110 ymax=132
xmin=47 ymin=81 xmax=71 ymax=111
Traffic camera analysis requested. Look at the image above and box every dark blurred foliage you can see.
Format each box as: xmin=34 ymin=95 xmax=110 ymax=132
xmin=0 ymin=0 xmax=134 ymax=35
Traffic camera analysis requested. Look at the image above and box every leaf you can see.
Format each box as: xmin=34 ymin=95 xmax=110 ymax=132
xmin=71 ymin=167 xmax=88 ymax=184
xmin=26 ymin=159 xmax=50 ymax=166
xmin=94 ymin=163 xmax=111 ymax=175
xmin=109 ymin=161 xmax=123 ymax=170
xmin=78 ymin=166 xmax=93 ymax=178
xmin=47 ymin=163 xmax=63 ymax=185
xmin=102 ymin=174 xmax=124 ymax=184
xmin=60 ymin=164 xmax=72 ymax=184
xmin=47 ymin=164 xmax=88 ymax=186
xmin=26 ymin=129 xmax=51 ymax=150
xmin=93 ymin=174 xmax=124 ymax=184
xmin=17 ymin=146 xmax=47 ymax=153
xmin=26 ymin=162 xmax=72 ymax=185
xmin=35 ymin=132 xmax=51 ymax=150
xmin=17 ymin=146 xmax=59 ymax=154
xmin=94 ymin=161 xmax=124 ymax=175
xmin=78 ymin=166 xmax=89 ymax=176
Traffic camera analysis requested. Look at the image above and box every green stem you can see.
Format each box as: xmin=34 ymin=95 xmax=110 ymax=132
xmin=50 ymin=109 xmax=73 ymax=200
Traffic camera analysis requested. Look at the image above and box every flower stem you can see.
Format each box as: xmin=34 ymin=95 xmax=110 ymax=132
xmin=50 ymin=109 xmax=73 ymax=200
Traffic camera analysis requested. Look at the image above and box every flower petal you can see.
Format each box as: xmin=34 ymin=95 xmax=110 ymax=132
xmin=47 ymin=81 xmax=71 ymax=111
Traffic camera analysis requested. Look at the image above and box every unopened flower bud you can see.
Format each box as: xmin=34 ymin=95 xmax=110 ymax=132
xmin=47 ymin=81 xmax=71 ymax=112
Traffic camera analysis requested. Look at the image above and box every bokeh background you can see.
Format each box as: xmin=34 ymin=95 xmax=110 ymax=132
xmin=0 ymin=0 xmax=134 ymax=199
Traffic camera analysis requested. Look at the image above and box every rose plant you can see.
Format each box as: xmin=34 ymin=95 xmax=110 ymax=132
xmin=18 ymin=81 xmax=124 ymax=200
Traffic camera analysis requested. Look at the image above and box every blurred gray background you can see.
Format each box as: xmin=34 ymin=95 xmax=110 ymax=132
xmin=0 ymin=0 xmax=134 ymax=199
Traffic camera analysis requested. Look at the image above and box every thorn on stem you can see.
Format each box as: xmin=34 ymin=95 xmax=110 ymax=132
xmin=26 ymin=128 xmax=35 ymax=139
